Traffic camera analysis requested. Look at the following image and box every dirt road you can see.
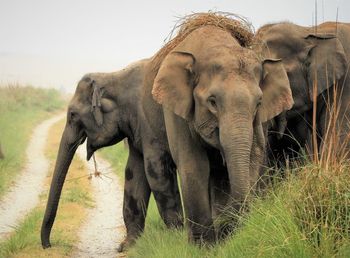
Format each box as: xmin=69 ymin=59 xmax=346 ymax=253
xmin=0 ymin=113 xmax=65 ymax=239
xmin=73 ymin=144 xmax=126 ymax=258
xmin=0 ymin=113 xmax=126 ymax=257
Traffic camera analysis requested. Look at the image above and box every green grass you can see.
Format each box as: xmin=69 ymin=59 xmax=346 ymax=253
xmin=0 ymin=154 xmax=95 ymax=258
xmin=60 ymin=180 xmax=95 ymax=208
xmin=98 ymin=141 xmax=129 ymax=180
xmin=0 ymin=189 xmax=92 ymax=258
xmin=0 ymin=84 xmax=65 ymax=197
xmin=126 ymin=164 xmax=350 ymax=258
xmin=0 ymin=207 xmax=72 ymax=258
xmin=100 ymin=142 xmax=350 ymax=258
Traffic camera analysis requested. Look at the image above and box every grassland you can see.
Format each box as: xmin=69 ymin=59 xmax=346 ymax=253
xmin=3 ymin=85 xmax=346 ymax=257
xmin=100 ymin=143 xmax=350 ymax=257
xmin=0 ymin=85 xmax=65 ymax=197
xmin=0 ymin=119 xmax=94 ymax=258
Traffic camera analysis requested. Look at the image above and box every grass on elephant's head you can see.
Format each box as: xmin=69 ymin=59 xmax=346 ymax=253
xmin=0 ymin=84 xmax=66 ymax=197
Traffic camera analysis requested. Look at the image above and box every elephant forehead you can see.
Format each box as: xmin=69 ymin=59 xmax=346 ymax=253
xmin=199 ymin=50 xmax=261 ymax=79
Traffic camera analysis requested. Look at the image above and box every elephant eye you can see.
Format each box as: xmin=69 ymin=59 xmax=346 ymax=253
xmin=257 ymin=99 xmax=262 ymax=107
xmin=68 ymin=111 xmax=79 ymax=124
xmin=207 ymin=96 xmax=217 ymax=109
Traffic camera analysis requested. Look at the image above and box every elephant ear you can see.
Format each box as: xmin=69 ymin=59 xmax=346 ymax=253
xmin=152 ymin=51 xmax=196 ymax=120
xmin=259 ymin=59 xmax=294 ymax=122
xmin=91 ymin=80 xmax=105 ymax=127
xmin=304 ymin=33 xmax=347 ymax=99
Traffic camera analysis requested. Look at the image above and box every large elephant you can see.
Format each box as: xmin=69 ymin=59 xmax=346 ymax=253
xmin=41 ymin=59 xmax=183 ymax=252
xmin=255 ymin=22 xmax=350 ymax=162
xmin=141 ymin=14 xmax=293 ymax=244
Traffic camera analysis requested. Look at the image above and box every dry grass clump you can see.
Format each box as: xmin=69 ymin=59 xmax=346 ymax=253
xmin=153 ymin=11 xmax=254 ymax=66
xmin=287 ymin=82 xmax=350 ymax=255
xmin=287 ymin=161 xmax=350 ymax=255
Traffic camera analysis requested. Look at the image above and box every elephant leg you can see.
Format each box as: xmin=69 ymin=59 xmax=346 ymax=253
xmin=209 ymin=166 xmax=231 ymax=240
xmin=143 ymin=146 xmax=183 ymax=228
xmin=118 ymin=144 xmax=151 ymax=252
xmin=163 ymin=109 xmax=215 ymax=245
xmin=206 ymin=149 xmax=231 ymax=240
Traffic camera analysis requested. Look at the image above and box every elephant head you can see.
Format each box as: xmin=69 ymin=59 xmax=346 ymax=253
xmin=256 ymin=22 xmax=348 ymax=116
xmin=41 ymin=66 xmax=142 ymax=248
xmin=152 ymin=26 xmax=293 ymax=211
xmin=255 ymin=22 xmax=349 ymax=159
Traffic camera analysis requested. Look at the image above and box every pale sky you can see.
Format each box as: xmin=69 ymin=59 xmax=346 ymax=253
xmin=0 ymin=0 xmax=349 ymax=92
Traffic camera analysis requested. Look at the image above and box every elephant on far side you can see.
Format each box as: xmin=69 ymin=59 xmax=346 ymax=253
xmin=41 ymin=59 xmax=183 ymax=252
xmin=255 ymin=22 xmax=350 ymax=162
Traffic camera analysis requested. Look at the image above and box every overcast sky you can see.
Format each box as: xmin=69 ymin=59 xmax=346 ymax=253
xmin=0 ymin=0 xmax=349 ymax=92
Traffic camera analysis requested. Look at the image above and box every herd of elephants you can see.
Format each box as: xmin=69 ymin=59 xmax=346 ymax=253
xmin=40 ymin=13 xmax=350 ymax=252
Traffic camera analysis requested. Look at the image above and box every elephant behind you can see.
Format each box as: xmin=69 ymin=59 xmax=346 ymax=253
xmin=255 ymin=22 xmax=350 ymax=162
xmin=41 ymin=59 xmax=183 ymax=252
xmin=141 ymin=13 xmax=294 ymax=244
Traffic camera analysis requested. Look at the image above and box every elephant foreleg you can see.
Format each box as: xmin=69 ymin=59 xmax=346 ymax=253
xmin=163 ymin=109 xmax=215 ymax=245
xmin=209 ymin=166 xmax=231 ymax=240
xmin=118 ymin=144 xmax=151 ymax=252
xmin=143 ymin=146 xmax=183 ymax=229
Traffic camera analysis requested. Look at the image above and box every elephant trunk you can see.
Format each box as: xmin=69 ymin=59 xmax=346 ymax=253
xmin=220 ymin=114 xmax=253 ymax=209
xmin=41 ymin=124 xmax=84 ymax=248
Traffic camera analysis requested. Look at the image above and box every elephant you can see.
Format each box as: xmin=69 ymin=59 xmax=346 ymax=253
xmin=40 ymin=59 xmax=183 ymax=252
xmin=141 ymin=14 xmax=294 ymax=244
xmin=255 ymin=22 xmax=350 ymax=163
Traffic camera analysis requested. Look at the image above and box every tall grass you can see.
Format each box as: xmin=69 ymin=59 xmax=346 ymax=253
xmin=288 ymin=81 xmax=350 ymax=257
xmin=0 ymin=84 xmax=65 ymax=197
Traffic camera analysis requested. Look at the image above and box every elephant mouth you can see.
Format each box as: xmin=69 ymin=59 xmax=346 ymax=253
xmin=86 ymin=140 xmax=97 ymax=161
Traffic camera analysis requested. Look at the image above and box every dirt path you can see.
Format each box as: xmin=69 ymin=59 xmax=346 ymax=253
xmin=0 ymin=113 xmax=65 ymax=240
xmin=73 ymin=143 xmax=126 ymax=258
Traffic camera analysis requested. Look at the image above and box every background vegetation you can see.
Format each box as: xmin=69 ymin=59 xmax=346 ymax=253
xmin=0 ymin=84 xmax=65 ymax=197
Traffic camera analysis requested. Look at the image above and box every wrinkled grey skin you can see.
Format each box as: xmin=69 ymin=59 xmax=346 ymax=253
xmin=256 ymin=22 xmax=350 ymax=162
xmin=40 ymin=59 xmax=183 ymax=252
xmin=142 ymin=25 xmax=293 ymax=244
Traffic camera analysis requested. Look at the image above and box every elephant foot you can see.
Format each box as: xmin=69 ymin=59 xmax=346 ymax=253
xmin=217 ymin=223 xmax=235 ymax=241
xmin=164 ymin=215 xmax=184 ymax=229
xmin=160 ymin=207 xmax=184 ymax=229
xmin=189 ymin=225 xmax=216 ymax=247
xmin=117 ymin=237 xmax=136 ymax=253
xmin=42 ymin=243 xmax=51 ymax=249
